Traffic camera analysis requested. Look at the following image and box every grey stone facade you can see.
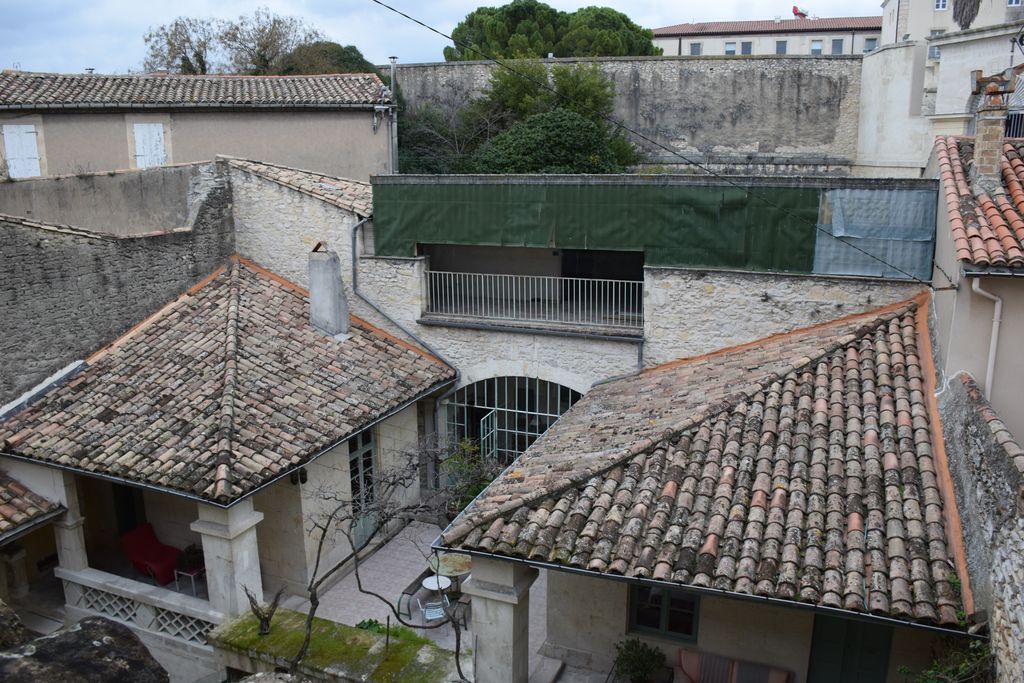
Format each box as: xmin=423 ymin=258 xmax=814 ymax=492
xmin=0 ymin=163 xmax=234 ymax=404
xmin=940 ymin=375 xmax=1024 ymax=681
xmin=393 ymin=56 xmax=863 ymax=172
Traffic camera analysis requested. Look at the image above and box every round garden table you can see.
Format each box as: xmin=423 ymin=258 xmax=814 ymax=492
xmin=421 ymin=574 xmax=452 ymax=592
xmin=428 ymin=552 xmax=472 ymax=592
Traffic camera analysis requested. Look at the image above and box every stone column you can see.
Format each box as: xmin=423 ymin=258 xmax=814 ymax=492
xmin=190 ymin=499 xmax=264 ymax=616
xmin=463 ymin=557 xmax=538 ymax=683
xmin=53 ymin=472 xmax=87 ymax=571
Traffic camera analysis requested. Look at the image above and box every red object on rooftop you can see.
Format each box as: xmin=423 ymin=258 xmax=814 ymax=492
xmin=120 ymin=523 xmax=181 ymax=586
xmin=793 ymin=5 xmax=809 ymax=18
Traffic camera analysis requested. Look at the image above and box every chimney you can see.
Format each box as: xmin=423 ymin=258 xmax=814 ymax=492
xmin=971 ymin=69 xmax=1012 ymax=190
xmin=308 ymin=245 xmax=350 ymax=339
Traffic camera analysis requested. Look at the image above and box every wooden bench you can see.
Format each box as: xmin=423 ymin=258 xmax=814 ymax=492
xmin=398 ymin=567 xmax=435 ymax=619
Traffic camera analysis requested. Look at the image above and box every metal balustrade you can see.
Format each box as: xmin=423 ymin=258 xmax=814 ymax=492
xmin=424 ymin=270 xmax=643 ymax=331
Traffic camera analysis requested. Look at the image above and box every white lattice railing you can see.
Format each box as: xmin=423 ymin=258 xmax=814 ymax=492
xmin=56 ymin=567 xmax=223 ymax=646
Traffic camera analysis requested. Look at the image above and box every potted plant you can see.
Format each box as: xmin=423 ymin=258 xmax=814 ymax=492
xmin=613 ymin=637 xmax=666 ymax=683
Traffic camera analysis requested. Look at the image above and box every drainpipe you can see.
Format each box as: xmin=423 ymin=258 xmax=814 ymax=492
xmin=349 ymin=218 xmax=460 ymax=433
xmin=388 ymin=56 xmax=399 ymax=175
xmin=971 ymin=278 xmax=1002 ymax=396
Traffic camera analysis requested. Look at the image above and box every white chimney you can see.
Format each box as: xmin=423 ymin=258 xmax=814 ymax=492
xmin=308 ymin=245 xmax=350 ymax=339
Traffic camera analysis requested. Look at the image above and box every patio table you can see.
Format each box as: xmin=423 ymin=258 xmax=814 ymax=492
xmin=429 ymin=551 xmax=472 ymax=578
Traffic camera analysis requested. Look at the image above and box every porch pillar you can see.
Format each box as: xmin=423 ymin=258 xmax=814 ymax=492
xmin=190 ymin=499 xmax=263 ymax=616
xmin=463 ymin=557 xmax=538 ymax=683
xmin=53 ymin=472 xmax=87 ymax=571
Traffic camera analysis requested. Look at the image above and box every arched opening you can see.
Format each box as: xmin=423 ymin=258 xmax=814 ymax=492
xmin=443 ymin=376 xmax=582 ymax=464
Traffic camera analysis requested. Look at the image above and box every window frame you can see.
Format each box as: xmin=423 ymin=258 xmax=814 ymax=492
xmin=741 ymin=41 xmax=753 ymax=55
xmin=831 ymin=38 xmax=844 ymax=55
xmin=935 ymin=0 xmax=948 ymax=8
xmin=864 ymin=37 xmax=879 ymax=52
xmin=810 ymin=39 xmax=823 ymax=56
xmin=628 ymin=584 xmax=700 ymax=642
xmin=775 ymin=40 xmax=788 ymax=55
xmin=1011 ymin=0 xmax=1021 ymax=7
xmin=689 ymin=42 xmax=702 ymax=56
xmin=927 ymin=30 xmax=945 ymax=59
xmin=724 ymin=41 xmax=737 ymax=55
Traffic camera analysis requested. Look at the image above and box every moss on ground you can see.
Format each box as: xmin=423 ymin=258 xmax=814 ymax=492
xmin=211 ymin=609 xmax=453 ymax=682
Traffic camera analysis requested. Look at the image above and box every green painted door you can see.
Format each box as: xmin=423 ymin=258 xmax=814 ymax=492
xmin=807 ymin=615 xmax=892 ymax=683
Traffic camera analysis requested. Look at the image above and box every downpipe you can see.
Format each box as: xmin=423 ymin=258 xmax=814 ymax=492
xmin=970 ymin=278 xmax=1002 ymax=397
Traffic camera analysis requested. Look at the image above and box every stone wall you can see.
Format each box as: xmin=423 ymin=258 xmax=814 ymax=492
xmin=0 ymin=162 xmax=234 ymax=406
xmin=394 ymin=56 xmax=863 ymax=171
xmin=939 ymin=374 xmax=1024 ymax=679
xmin=642 ymin=267 xmax=923 ymax=366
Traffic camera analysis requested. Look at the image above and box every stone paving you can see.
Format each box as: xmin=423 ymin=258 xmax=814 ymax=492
xmin=310 ymin=521 xmax=549 ymax=674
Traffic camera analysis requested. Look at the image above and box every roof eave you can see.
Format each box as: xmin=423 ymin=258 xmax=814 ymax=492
xmin=0 ymin=102 xmax=385 ymax=112
xmin=0 ymin=505 xmax=66 ymax=546
xmin=431 ymin=544 xmax=980 ymax=639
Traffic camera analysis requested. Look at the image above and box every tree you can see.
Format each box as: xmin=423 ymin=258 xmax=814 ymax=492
xmin=288 ymin=437 xmax=498 ymax=679
xmin=444 ymin=1 xmax=661 ymax=61
xmin=219 ymin=6 xmax=324 ymax=75
xmin=472 ymin=108 xmax=630 ymax=173
xmin=143 ymin=16 xmax=219 ymax=74
xmin=275 ymin=42 xmax=380 ymax=76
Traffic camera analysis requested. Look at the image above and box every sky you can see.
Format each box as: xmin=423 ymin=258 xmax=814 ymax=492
xmin=0 ymin=1 xmax=885 ymax=74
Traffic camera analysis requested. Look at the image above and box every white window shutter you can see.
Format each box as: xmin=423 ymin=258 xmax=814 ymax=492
xmin=2 ymin=125 xmax=42 ymax=178
xmin=133 ymin=123 xmax=167 ymax=168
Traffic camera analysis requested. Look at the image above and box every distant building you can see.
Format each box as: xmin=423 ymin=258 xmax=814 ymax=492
xmin=652 ymin=16 xmax=882 ymax=57
xmin=881 ymin=0 xmax=1024 ymax=47
xmin=0 ymin=70 xmax=394 ymax=181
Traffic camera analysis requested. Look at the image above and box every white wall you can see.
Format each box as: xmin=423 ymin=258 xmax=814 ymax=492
xmin=932 ymin=26 xmax=1024 ymax=115
xmin=855 ymin=42 xmax=933 ymax=175
xmin=142 ymin=490 xmax=201 ymax=553
xmin=543 ymin=569 xmax=945 ymax=683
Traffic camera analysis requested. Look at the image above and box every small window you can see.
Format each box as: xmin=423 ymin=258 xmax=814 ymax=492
xmin=935 ymin=0 xmax=948 ymax=8
xmin=811 ymin=39 xmax=823 ymax=55
xmin=629 ymin=585 xmax=699 ymax=641
xmin=724 ymin=41 xmax=737 ymax=55
xmin=690 ymin=42 xmax=702 ymax=56
xmin=1 ymin=124 xmax=42 ymax=178
xmin=864 ymin=37 xmax=878 ymax=52
xmin=928 ymin=30 xmax=945 ymax=59
xmin=741 ymin=41 xmax=753 ymax=55
xmin=776 ymin=40 xmax=788 ymax=55
xmin=132 ymin=122 xmax=166 ymax=169
xmin=1011 ymin=0 xmax=1021 ymax=6
xmin=831 ymin=38 xmax=844 ymax=54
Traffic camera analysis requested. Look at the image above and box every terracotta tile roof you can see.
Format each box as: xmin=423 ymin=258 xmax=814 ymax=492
xmin=653 ymin=16 xmax=881 ymax=37
xmin=935 ymin=136 xmax=1024 ymax=267
xmin=959 ymin=374 xmax=1024 ymax=477
xmin=0 ymin=258 xmax=453 ymax=505
xmin=226 ymin=158 xmax=373 ymax=218
xmin=0 ymin=473 xmax=63 ymax=543
xmin=441 ymin=299 xmax=964 ymax=626
xmin=0 ymin=70 xmax=389 ymax=110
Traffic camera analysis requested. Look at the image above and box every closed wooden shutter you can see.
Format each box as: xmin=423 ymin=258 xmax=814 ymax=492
xmin=133 ymin=123 xmax=167 ymax=168
xmin=2 ymin=124 xmax=42 ymax=178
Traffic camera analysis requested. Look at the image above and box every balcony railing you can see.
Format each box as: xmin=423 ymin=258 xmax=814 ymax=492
xmin=425 ymin=271 xmax=643 ymax=332
xmin=56 ymin=567 xmax=223 ymax=646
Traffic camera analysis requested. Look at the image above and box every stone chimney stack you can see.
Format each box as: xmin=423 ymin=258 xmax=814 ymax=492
xmin=971 ymin=69 xmax=1013 ymax=188
xmin=308 ymin=244 xmax=350 ymax=339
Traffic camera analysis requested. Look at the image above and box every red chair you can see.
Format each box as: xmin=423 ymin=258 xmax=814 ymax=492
xmin=120 ymin=524 xmax=181 ymax=586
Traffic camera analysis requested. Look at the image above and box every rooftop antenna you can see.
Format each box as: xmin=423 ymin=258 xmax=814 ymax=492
xmin=84 ymin=67 xmax=95 ymax=74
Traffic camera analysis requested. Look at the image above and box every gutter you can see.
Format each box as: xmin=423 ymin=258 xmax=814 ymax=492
xmin=433 ymin=543 xmax=984 ymax=641
xmin=349 ymin=218 xmax=462 ymax=433
xmin=0 ymin=505 xmax=67 ymax=546
xmin=970 ymin=279 xmax=1003 ymax=397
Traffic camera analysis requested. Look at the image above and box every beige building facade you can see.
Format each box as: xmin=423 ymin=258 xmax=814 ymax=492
xmin=0 ymin=70 xmax=394 ymax=181
xmin=653 ymin=17 xmax=881 ymax=57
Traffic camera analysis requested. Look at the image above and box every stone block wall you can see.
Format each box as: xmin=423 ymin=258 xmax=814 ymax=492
xmin=394 ymin=56 xmax=863 ymax=170
xmin=0 ymin=162 xmax=234 ymax=405
xmin=939 ymin=374 xmax=1024 ymax=680
xmin=643 ymin=267 xmax=924 ymax=366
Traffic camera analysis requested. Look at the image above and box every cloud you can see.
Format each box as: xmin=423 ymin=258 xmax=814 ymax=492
xmin=0 ymin=0 xmax=885 ymax=73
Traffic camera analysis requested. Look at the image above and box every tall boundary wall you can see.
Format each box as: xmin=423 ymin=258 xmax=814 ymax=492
xmin=0 ymin=163 xmax=234 ymax=405
xmin=393 ymin=55 xmax=864 ymax=173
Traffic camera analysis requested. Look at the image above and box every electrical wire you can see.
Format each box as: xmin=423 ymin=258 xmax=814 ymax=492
xmin=369 ymin=0 xmax=937 ymax=286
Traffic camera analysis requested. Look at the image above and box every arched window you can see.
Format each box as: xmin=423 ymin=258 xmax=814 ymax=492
xmin=444 ymin=377 xmax=582 ymax=464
